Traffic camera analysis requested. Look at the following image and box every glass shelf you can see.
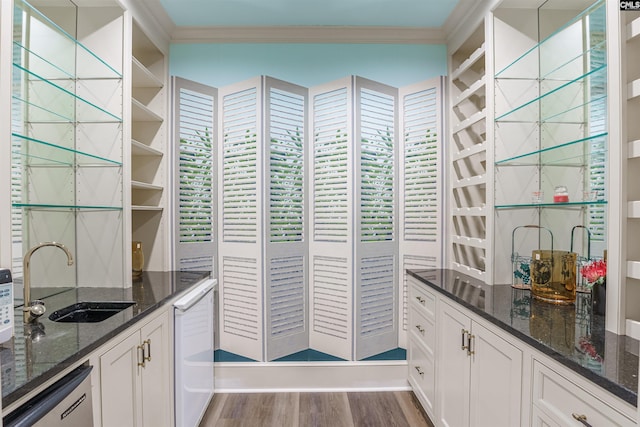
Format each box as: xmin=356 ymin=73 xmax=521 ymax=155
xmin=495 ymin=64 xmax=607 ymax=122
xmin=13 ymin=64 xmax=122 ymax=123
xmin=13 ymin=203 xmax=122 ymax=211
xmin=495 ymin=132 xmax=607 ymax=166
xmin=15 ymin=0 xmax=121 ymax=80
xmin=494 ymin=0 xmax=604 ymax=78
xmin=12 ymin=133 xmax=123 ymax=166
xmin=495 ymin=200 xmax=607 ymax=210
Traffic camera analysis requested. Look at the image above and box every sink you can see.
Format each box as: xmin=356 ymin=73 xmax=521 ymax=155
xmin=48 ymin=301 xmax=136 ymax=323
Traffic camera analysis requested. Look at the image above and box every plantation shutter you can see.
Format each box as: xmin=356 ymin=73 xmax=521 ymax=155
xmin=264 ymin=77 xmax=308 ymax=361
xmin=218 ymin=77 xmax=264 ymax=361
xmin=354 ymin=78 xmax=398 ymax=360
xmin=398 ymin=78 xmax=444 ymax=347
xmin=309 ymin=76 xmax=400 ymax=360
xmin=309 ymin=77 xmax=353 ymax=360
xmin=172 ymin=77 xmax=217 ymax=272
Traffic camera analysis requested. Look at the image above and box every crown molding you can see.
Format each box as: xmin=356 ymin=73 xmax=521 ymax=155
xmin=127 ymin=0 xmax=175 ymax=45
xmin=170 ymin=25 xmax=446 ymax=44
xmin=443 ymin=0 xmax=499 ymax=44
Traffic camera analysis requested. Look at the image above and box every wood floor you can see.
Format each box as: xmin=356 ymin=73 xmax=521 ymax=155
xmin=199 ymin=391 xmax=435 ymax=427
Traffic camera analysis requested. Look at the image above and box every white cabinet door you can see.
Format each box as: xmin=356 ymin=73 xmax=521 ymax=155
xmin=100 ymin=331 xmax=143 ymax=427
xmin=99 ymin=311 xmax=172 ymax=427
xmin=469 ymin=321 xmax=522 ymax=427
xmin=140 ymin=311 xmax=171 ymax=427
xmin=438 ymin=301 xmax=523 ymax=427
xmin=438 ymin=302 xmax=472 ymax=427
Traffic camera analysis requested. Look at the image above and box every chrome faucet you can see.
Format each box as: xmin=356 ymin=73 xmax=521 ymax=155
xmin=23 ymin=242 xmax=74 ymax=323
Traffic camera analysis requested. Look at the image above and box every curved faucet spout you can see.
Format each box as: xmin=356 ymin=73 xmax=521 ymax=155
xmin=23 ymin=242 xmax=74 ymax=323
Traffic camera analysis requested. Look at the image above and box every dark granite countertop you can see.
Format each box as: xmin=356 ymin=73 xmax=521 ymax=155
xmin=407 ymin=268 xmax=639 ymax=407
xmin=0 ymin=270 xmax=211 ymax=409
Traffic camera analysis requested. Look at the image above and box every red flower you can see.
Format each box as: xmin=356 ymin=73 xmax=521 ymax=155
xmin=580 ymin=259 xmax=607 ymax=287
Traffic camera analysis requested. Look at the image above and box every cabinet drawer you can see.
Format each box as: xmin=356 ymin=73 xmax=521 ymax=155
xmin=532 ymin=361 xmax=635 ymax=427
xmin=410 ymin=302 xmax=435 ymax=351
xmin=408 ymin=337 xmax=435 ymax=418
xmin=410 ymin=282 xmax=436 ymax=320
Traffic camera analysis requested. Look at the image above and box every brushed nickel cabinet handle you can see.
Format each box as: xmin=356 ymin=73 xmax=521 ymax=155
xmin=144 ymin=339 xmax=151 ymax=362
xmin=415 ymin=366 xmax=424 ymax=377
xmin=572 ymin=413 xmax=593 ymax=427
xmin=137 ymin=344 xmax=145 ymax=367
xmin=461 ymin=329 xmax=469 ymax=351
xmin=467 ymin=334 xmax=475 ymax=356
xmin=415 ymin=324 xmax=425 ymax=334
xmin=416 ymin=296 xmax=425 ymax=304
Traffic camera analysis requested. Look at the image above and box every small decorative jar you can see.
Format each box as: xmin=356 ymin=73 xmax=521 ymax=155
xmin=553 ymin=185 xmax=569 ymax=203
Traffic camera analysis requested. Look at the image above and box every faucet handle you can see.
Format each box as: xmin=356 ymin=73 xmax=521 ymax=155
xmin=28 ymin=300 xmax=46 ymax=319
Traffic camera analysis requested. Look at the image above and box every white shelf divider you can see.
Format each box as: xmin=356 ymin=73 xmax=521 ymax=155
xmin=627 ymin=16 xmax=640 ymax=41
xmin=627 ymin=260 xmax=640 ymax=280
xmin=451 ymin=235 xmax=486 ymax=249
xmin=627 ymin=78 xmax=640 ymax=100
xmin=451 ymin=43 xmax=485 ymax=80
xmin=452 ymin=142 xmax=486 ymax=161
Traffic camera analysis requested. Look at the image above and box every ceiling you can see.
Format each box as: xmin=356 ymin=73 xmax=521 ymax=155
xmin=157 ymin=0 xmax=461 ymax=28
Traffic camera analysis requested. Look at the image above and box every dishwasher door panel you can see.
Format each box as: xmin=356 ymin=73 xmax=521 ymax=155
xmin=3 ymin=365 xmax=93 ymax=427
xmin=174 ymin=280 xmax=215 ymax=427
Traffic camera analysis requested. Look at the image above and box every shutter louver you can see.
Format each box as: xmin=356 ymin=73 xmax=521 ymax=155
xmin=179 ymin=88 xmax=214 ymax=244
xmin=360 ymin=255 xmax=395 ymax=336
xmin=269 ymin=256 xmax=305 ymax=337
xmin=222 ymin=256 xmax=259 ymax=341
xmin=312 ymin=256 xmax=349 ymax=340
xmin=404 ymin=88 xmax=439 ymax=241
xmin=223 ymin=88 xmax=258 ymax=243
xmin=360 ymin=88 xmax=394 ymax=242
xmin=269 ymin=88 xmax=304 ymax=243
xmin=313 ymin=88 xmax=349 ymax=242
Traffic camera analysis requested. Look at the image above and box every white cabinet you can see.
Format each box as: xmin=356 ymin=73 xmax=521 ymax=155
xmin=99 ymin=310 xmax=172 ymax=427
xmin=437 ymin=301 xmax=523 ymax=427
xmin=531 ymin=360 xmax=635 ymax=427
xmin=407 ymin=277 xmax=437 ymax=419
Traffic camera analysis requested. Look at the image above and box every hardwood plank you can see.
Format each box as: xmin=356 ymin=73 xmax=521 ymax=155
xmin=347 ymin=391 xmax=413 ymax=427
xmin=394 ymin=391 xmax=435 ymax=427
xmin=199 ymin=391 xmax=435 ymax=427
xmin=199 ymin=393 xmax=228 ymax=426
xmin=209 ymin=392 xmax=298 ymax=427
xmin=299 ymin=392 xmax=354 ymax=427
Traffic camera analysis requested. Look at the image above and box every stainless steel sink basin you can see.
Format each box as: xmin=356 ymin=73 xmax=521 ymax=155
xmin=48 ymin=301 xmax=136 ymax=323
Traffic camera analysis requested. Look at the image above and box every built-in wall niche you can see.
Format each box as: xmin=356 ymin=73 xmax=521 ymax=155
xmin=492 ymin=0 xmax=607 ymax=284
xmin=11 ymin=0 xmax=124 ymax=287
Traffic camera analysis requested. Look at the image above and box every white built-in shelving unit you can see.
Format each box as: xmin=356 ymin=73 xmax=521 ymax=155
xmin=129 ymin=19 xmax=168 ymax=274
xmin=448 ymin=23 xmax=488 ymax=282
xmin=621 ymin=9 xmax=640 ymax=337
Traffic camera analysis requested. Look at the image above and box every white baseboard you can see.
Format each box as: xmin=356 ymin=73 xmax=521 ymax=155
xmin=214 ymin=360 xmax=410 ymax=393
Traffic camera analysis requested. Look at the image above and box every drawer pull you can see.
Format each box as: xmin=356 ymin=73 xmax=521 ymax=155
xmin=415 ymin=324 xmax=425 ymax=334
xmin=572 ymin=413 xmax=593 ymax=427
xmin=415 ymin=366 xmax=424 ymax=377
xmin=416 ymin=296 xmax=426 ymax=305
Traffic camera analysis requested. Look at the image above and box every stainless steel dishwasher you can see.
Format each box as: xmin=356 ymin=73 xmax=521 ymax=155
xmin=3 ymin=365 xmax=94 ymax=427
